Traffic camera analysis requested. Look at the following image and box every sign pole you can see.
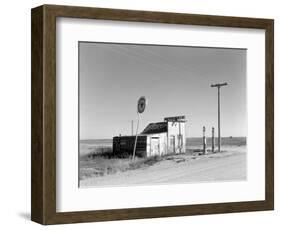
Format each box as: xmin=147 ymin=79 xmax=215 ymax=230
xmin=132 ymin=113 xmax=140 ymax=160
xmin=132 ymin=96 xmax=146 ymax=160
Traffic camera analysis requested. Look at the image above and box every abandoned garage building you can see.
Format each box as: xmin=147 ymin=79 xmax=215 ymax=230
xmin=113 ymin=116 xmax=186 ymax=157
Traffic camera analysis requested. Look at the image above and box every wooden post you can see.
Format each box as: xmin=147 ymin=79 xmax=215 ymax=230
xmin=211 ymin=82 xmax=227 ymax=152
xmin=132 ymin=112 xmax=140 ymax=160
xmin=131 ymin=120 xmax=134 ymax=136
xmin=218 ymin=87 xmax=221 ymax=152
xmin=203 ymin=126 xmax=206 ymax=154
xmin=133 ymin=96 xmax=146 ymax=160
xmin=212 ymin=127 xmax=215 ymax=153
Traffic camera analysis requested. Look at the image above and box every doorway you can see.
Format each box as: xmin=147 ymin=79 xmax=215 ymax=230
xmin=170 ymin=135 xmax=175 ymax=153
xmin=150 ymin=137 xmax=160 ymax=156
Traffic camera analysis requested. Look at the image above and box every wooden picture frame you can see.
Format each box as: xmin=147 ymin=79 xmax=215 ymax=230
xmin=31 ymin=4 xmax=274 ymax=225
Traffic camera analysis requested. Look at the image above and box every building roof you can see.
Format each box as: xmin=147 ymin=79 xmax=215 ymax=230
xmin=141 ymin=122 xmax=167 ymax=134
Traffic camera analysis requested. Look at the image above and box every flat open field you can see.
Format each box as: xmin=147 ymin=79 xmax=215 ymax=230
xmin=79 ymin=137 xmax=246 ymax=156
xmin=79 ymin=138 xmax=247 ymax=188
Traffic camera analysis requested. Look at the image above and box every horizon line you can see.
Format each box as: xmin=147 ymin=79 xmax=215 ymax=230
xmin=80 ymin=136 xmax=247 ymax=141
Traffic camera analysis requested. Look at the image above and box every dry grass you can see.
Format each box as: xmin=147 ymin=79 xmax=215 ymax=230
xmin=79 ymin=144 xmax=202 ymax=181
xmin=80 ymin=153 xmax=162 ymax=181
xmin=79 ymin=140 xmax=246 ymax=181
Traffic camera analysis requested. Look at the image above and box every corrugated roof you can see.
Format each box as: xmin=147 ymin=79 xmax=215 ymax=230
xmin=141 ymin=122 xmax=167 ymax=134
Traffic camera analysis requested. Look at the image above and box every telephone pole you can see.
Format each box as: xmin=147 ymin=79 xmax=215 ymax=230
xmin=131 ymin=120 xmax=134 ymax=136
xmin=211 ymin=82 xmax=228 ymax=152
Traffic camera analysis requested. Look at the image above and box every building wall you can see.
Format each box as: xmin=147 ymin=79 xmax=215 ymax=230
xmin=113 ymin=121 xmax=186 ymax=157
xmin=167 ymin=121 xmax=186 ymax=154
xmin=113 ymin=133 xmax=169 ymax=158
xmin=146 ymin=133 xmax=167 ymax=157
xmin=113 ymin=135 xmax=147 ymax=157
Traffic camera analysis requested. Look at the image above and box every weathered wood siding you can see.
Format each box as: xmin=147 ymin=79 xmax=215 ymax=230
xmin=113 ymin=135 xmax=147 ymax=157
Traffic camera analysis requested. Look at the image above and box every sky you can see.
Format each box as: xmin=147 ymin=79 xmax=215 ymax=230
xmin=79 ymin=42 xmax=247 ymax=139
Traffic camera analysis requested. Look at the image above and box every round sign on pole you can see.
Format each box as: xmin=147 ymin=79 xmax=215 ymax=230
xmin=137 ymin=96 xmax=146 ymax=113
xmin=133 ymin=96 xmax=146 ymax=160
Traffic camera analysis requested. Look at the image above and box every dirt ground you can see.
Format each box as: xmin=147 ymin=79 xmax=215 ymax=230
xmin=80 ymin=146 xmax=246 ymax=187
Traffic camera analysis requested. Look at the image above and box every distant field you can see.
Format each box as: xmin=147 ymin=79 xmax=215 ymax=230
xmin=186 ymin=137 xmax=246 ymax=149
xmin=80 ymin=139 xmax=113 ymax=146
xmin=80 ymin=139 xmax=113 ymax=157
xmin=79 ymin=137 xmax=246 ymax=156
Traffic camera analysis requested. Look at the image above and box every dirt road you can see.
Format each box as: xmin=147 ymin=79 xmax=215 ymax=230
xmin=80 ymin=147 xmax=246 ymax=187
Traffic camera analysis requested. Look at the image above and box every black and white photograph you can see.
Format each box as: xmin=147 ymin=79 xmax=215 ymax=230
xmin=78 ymin=42 xmax=247 ymax=188
xmin=28 ymin=2 xmax=274 ymax=225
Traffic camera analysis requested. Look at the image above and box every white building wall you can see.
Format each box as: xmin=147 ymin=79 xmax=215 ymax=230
xmin=146 ymin=133 xmax=167 ymax=157
xmin=167 ymin=121 xmax=186 ymax=154
xmin=144 ymin=121 xmax=186 ymax=157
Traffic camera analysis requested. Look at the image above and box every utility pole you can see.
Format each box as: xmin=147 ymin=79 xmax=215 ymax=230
xmin=211 ymin=82 xmax=228 ymax=152
xmin=131 ymin=120 xmax=134 ymax=136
